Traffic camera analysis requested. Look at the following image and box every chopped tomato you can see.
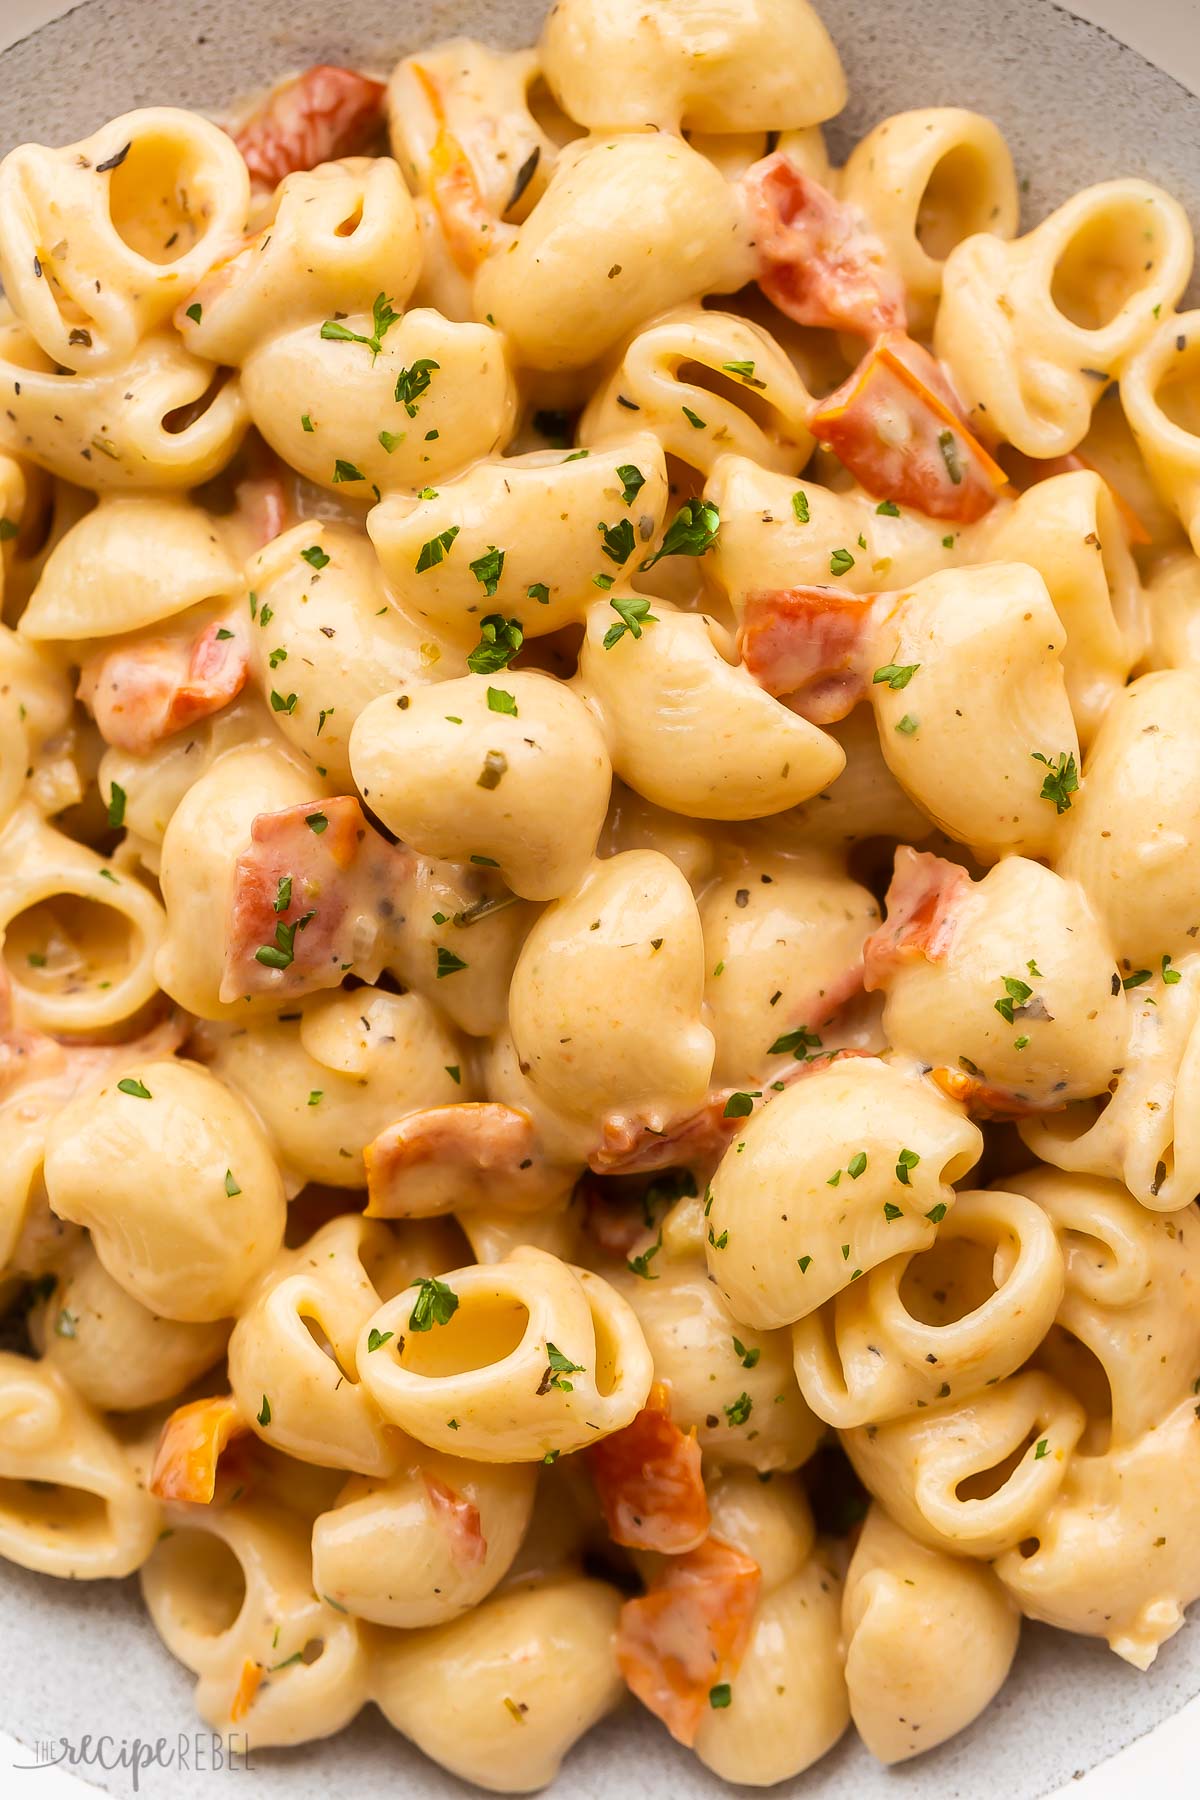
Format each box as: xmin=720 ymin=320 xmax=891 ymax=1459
xmin=423 ymin=1472 xmax=487 ymax=1567
xmin=739 ymin=585 xmax=882 ymax=722
xmin=588 ymin=1383 xmax=708 ymax=1555
xmin=927 ymin=1064 xmax=1053 ymax=1121
xmin=741 ymin=154 xmax=906 ymax=337
xmin=149 ymin=1394 xmax=248 ymax=1504
xmin=863 ymin=848 xmax=969 ymax=989
xmin=616 ymin=1536 xmax=761 ymax=1746
xmin=228 ymin=1659 xmax=262 ymax=1724
xmin=428 ymin=126 xmax=503 ymax=274
xmin=811 ymin=332 xmax=1008 ymax=523
xmin=1000 ymin=446 xmax=1152 ymax=546
xmin=78 ymin=620 xmax=248 ymax=755
xmin=221 ymin=796 xmax=404 ymax=1004
xmin=233 ymin=66 xmax=386 ymax=188
xmin=365 ymin=1101 xmax=566 ymax=1215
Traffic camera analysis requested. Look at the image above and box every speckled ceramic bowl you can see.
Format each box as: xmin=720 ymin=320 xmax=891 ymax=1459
xmin=0 ymin=1 xmax=1198 ymax=1793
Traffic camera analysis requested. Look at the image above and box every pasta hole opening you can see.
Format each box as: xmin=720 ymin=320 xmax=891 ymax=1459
xmin=915 ymin=142 xmax=1005 ymax=264
xmin=677 ymin=359 xmax=796 ymax=441
xmin=333 ymin=202 xmax=364 ymax=238
xmin=1016 ymin=1535 xmax=1040 ymax=1559
xmin=587 ymin=1296 xmax=620 ymax=1398
xmin=4 ymin=893 xmax=140 ymax=1008
xmin=0 ymin=1475 xmax=111 ymax=1543
xmin=1050 ymin=201 xmax=1166 ymax=331
xmin=107 ymin=134 xmax=208 ymax=265
xmin=900 ymin=1234 xmax=997 ymax=1325
xmin=398 ymin=1290 xmax=529 ymax=1379
xmin=955 ymin=1424 xmax=1041 ymax=1502
xmin=301 ymin=1311 xmax=358 ymax=1385
xmin=1151 ymin=339 xmax=1200 ymax=439
xmin=162 ymin=368 xmax=230 ymax=436
xmin=1033 ymin=1324 xmax=1112 ymax=1455
xmin=151 ymin=1526 xmax=247 ymax=1634
xmin=941 ymin=1144 xmax=980 ymax=1187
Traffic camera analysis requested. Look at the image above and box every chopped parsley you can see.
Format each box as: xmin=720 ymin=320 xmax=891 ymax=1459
xmin=416 ymin=525 xmax=460 ymax=573
xmin=873 ymin=662 xmax=919 ymax=690
xmin=938 ymin=429 xmax=964 ymax=485
xmin=540 ymin=1342 xmax=584 ymax=1393
xmin=603 ymin=595 xmax=658 ymax=649
xmin=723 ymin=1091 xmax=759 ymax=1118
xmin=616 ymin=464 xmax=645 ymax=506
xmin=599 ymin=518 xmax=636 ymax=564
xmin=627 ymin=1233 xmax=662 ymax=1280
xmin=320 ymin=292 xmax=401 ymax=362
xmin=768 ymin=1025 xmax=821 ymax=1058
xmin=1032 ymin=750 xmax=1079 ymax=813
xmin=116 ymin=1077 xmax=151 ymax=1099
xmin=486 ymin=687 xmax=518 ymax=716
xmin=792 ymin=491 xmax=810 ymax=524
xmin=830 ymin=547 xmax=855 ymax=576
xmin=876 ymin=499 xmax=900 ymax=517
xmin=467 ymin=613 xmax=523 ymax=673
xmin=106 ymin=782 xmax=126 ymax=829
xmin=300 ymin=544 xmax=329 ymax=570
xmin=469 ymin=546 xmax=506 ymax=596
xmin=408 ymin=1276 xmax=459 ymax=1331
xmin=995 ymin=975 xmax=1033 ymax=1022
xmin=224 ymin=1170 xmax=241 ymax=1197
xmin=732 ymin=1336 xmax=760 ymax=1370
xmin=255 ymin=911 xmax=314 ymax=970
xmin=895 ymin=1148 xmax=921 ymax=1184
xmin=332 ymin=459 xmax=364 ymax=484
xmin=724 ymin=1392 xmax=752 ymax=1426
xmin=435 ymin=947 xmax=468 ymax=978
xmin=639 ymin=498 xmax=719 ymax=570
xmin=366 ymin=1328 xmax=394 ymax=1352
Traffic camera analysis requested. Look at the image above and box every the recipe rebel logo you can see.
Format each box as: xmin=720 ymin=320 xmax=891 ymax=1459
xmin=14 ymin=1732 xmax=252 ymax=1788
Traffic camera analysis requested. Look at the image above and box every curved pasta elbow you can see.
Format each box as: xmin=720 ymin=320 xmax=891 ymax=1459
xmin=577 ymin=600 xmax=844 ymax=820
xmin=351 ymin=672 xmax=612 ymax=901
xmin=844 ymin=1504 xmax=1019 ymax=1763
xmin=371 ymin=1574 xmax=624 ymax=1792
xmin=355 ymin=1245 xmax=654 ymax=1460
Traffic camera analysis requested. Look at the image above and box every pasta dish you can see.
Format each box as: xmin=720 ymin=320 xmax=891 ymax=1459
xmin=1 ymin=0 xmax=1199 ymax=1786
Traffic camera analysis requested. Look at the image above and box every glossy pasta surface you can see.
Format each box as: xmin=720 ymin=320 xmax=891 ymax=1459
xmin=0 ymin=0 xmax=1197 ymax=1787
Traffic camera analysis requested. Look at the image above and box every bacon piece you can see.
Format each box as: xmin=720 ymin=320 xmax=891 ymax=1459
xmin=617 ymin=1536 xmax=761 ymax=1746
xmin=229 ymin=1659 xmax=263 ymax=1724
xmin=927 ymin=1065 xmax=1057 ymax=1121
xmin=222 ymin=796 xmax=404 ymax=1005
xmin=592 ymin=1092 xmax=743 ymax=1178
xmin=588 ymin=1383 xmax=708 ymax=1555
xmin=233 ymin=66 xmax=386 ymax=188
xmin=424 ymin=1472 xmax=487 ymax=1567
xmin=811 ymin=332 xmax=1008 ymax=524
xmin=739 ymin=585 xmax=882 ymax=722
xmin=741 ymin=154 xmax=906 ymax=337
xmin=863 ymin=848 xmax=970 ymax=990
xmin=149 ymin=1394 xmax=249 ymax=1505
xmin=365 ymin=1102 xmax=569 ymax=1215
xmin=78 ymin=622 xmax=248 ymax=755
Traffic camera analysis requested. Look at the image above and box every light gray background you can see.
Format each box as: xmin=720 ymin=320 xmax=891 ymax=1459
xmin=0 ymin=0 xmax=1198 ymax=1794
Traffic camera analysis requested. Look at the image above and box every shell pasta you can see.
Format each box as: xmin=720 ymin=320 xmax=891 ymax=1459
xmin=1 ymin=0 xmax=1199 ymax=1788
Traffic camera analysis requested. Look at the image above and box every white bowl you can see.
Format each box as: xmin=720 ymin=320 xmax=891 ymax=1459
xmin=0 ymin=0 xmax=1197 ymax=1793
